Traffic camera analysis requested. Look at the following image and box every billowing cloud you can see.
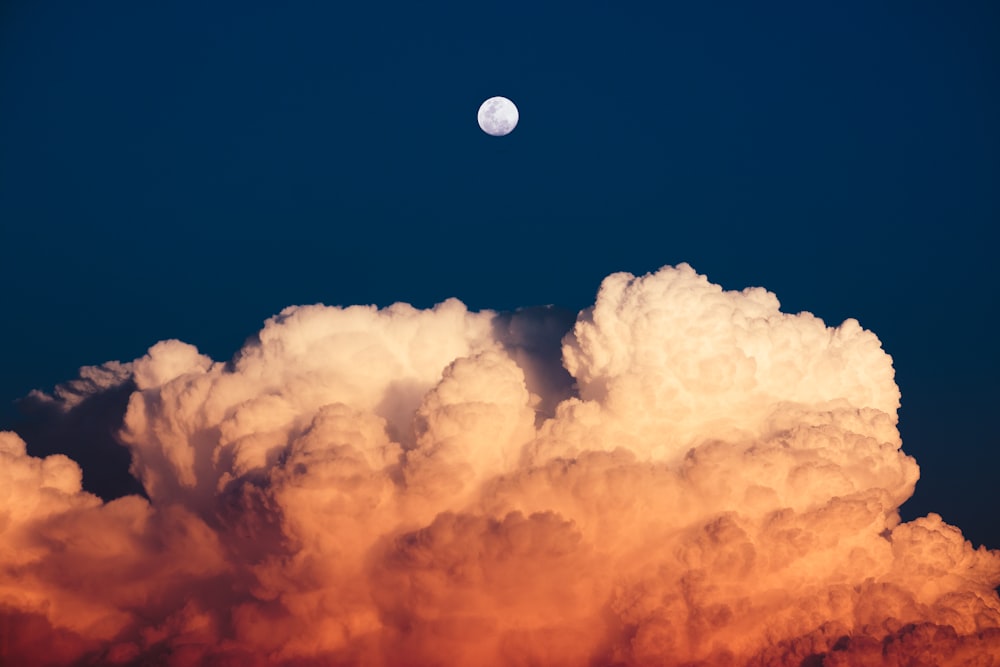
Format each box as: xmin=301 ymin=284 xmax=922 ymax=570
xmin=2 ymin=264 xmax=998 ymax=666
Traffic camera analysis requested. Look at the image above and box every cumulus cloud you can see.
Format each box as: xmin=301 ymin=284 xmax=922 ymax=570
xmin=14 ymin=360 xmax=141 ymax=500
xmin=1 ymin=264 xmax=998 ymax=666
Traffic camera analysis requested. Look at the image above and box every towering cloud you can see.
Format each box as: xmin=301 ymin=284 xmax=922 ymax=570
xmin=2 ymin=264 xmax=998 ymax=666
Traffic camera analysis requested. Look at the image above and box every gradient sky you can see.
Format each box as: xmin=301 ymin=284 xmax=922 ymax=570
xmin=1 ymin=0 xmax=998 ymax=551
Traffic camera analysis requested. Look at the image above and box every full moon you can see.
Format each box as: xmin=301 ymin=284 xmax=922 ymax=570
xmin=477 ymin=96 xmax=519 ymax=136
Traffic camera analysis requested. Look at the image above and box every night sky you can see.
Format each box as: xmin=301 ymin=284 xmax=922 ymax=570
xmin=1 ymin=0 xmax=998 ymax=552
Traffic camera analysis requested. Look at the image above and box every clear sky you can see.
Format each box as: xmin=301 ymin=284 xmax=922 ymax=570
xmin=1 ymin=0 xmax=998 ymax=550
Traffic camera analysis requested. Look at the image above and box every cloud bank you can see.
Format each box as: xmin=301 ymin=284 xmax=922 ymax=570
xmin=2 ymin=263 xmax=998 ymax=666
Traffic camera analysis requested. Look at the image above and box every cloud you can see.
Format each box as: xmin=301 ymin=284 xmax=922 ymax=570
xmin=14 ymin=360 xmax=141 ymax=500
xmin=1 ymin=264 xmax=998 ymax=666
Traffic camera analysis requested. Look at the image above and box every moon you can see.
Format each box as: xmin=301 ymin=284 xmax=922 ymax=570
xmin=477 ymin=96 xmax=519 ymax=136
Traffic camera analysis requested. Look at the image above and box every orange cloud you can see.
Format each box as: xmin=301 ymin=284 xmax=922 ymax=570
xmin=2 ymin=265 xmax=997 ymax=666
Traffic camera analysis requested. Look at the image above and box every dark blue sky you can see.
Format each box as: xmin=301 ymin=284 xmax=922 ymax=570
xmin=1 ymin=1 xmax=998 ymax=547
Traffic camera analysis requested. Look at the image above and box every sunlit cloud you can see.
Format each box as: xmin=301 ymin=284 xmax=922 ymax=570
xmin=2 ymin=264 xmax=998 ymax=666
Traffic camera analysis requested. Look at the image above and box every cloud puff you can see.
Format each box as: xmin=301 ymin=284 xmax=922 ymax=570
xmin=1 ymin=264 xmax=997 ymax=666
